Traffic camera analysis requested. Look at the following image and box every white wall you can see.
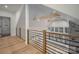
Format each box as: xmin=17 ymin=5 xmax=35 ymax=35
xmin=43 ymin=4 xmax=79 ymax=24
xmin=12 ymin=5 xmax=24 ymax=36
xmin=16 ymin=5 xmax=26 ymax=40
xmin=29 ymin=5 xmax=70 ymax=31
xmin=0 ymin=10 xmax=12 ymax=17
xmin=44 ymin=4 xmax=79 ymax=19
xmin=16 ymin=5 xmax=29 ymax=45
xmin=29 ymin=4 xmax=53 ymax=30
xmin=11 ymin=13 xmax=16 ymax=36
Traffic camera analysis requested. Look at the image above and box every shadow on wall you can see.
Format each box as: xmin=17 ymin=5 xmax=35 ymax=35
xmin=16 ymin=5 xmax=26 ymax=40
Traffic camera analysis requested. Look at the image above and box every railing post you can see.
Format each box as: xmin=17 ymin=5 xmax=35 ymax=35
xmin=43 ymin=30 xmax=46 ymax=54
xmin=27 ymin=29 xmax=29 ymax=44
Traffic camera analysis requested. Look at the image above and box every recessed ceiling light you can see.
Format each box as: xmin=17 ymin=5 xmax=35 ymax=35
xmin=4 ymin=5 xmax=8 ymax=8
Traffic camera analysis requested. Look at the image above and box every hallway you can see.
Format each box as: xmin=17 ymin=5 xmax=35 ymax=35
xmin=0 ymin=36 xmax=42 ymax=54
xmin=0 ymin=4 xmax=79 ymax=54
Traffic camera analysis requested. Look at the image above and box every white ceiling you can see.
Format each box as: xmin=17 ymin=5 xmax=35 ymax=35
xmin=43 ymin=4 xmax=79 ymax=19
xmin=0 ymin=4 xmax=22 ymax=13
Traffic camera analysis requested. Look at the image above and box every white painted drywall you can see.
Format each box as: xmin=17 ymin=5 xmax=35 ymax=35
xmin=43 ymin=4 xmax=79 ymax=24
xmin=0 ymin=10 xmax=12 ymax=17
xmin=16 ymin=5 xmax=26 ymax=40
xmin=12 ymin=5 xmax=24 ymax=37
xmin=11 ymin=13 xmax=16 ymax=36
xmin=29 ymin=4 xmax=53 ymax=30
xmin=44 ymin=4 xmax=79 ymax=19
xmin=29 ymin=5 xmax=70 ymax=31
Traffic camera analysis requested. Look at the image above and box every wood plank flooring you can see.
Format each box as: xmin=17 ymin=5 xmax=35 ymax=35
xmin=0 ymin=36 xmax=42 ymax=54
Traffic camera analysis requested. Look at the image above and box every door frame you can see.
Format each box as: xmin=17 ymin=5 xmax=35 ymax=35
xmin=0 ymin=16 xmax=11 ymax=37
xmin=19 ymin=28 xmax=21 ymax=38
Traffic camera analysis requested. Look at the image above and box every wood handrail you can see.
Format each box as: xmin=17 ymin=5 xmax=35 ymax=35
xmin=29 ymin=29 xmax=79 ymax=39
xmin=29 ymin=29 xmax=43 ymax=32
xmin=47 ymin=32 xmax=79 ymax=38
xmin=47 ymin=31 xmax=70 ymax=38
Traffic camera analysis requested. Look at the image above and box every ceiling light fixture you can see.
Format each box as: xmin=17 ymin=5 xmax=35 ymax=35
xmin=4 ymin=5 xmax=8 ymax=8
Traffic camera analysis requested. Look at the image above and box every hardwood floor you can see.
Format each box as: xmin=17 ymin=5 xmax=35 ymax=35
xmin=0 ymin=36 xmax=42 ymax=54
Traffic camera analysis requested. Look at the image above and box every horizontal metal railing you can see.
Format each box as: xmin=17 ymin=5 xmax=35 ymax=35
xmin=28 ymin=30 xmax=44 ymax=53
xmin=46 ymin=32 xmax=79 ymax=54
xmin=27 ymin=29 xmax=79 ymax=54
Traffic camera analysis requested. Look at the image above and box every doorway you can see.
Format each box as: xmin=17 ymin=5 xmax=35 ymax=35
xmin=19 ymin=28 xmax=21 ymax=38
xmin=0 ymin=16 xmax=10 ymax=37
